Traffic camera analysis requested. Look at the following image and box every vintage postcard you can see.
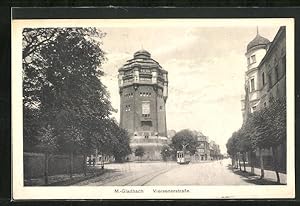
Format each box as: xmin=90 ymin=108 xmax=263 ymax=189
xmin=12 ymin=18 xmax=295 ymax=199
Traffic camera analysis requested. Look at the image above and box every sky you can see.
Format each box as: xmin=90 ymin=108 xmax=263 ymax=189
xmin=99 ymin=25 xmax=279 ymax=154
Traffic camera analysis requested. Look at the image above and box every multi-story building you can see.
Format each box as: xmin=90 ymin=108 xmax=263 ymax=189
xmin=195 ymin=133 xmax=210 ymax=161
xmin=241 ymin=26 xmax=286 ymax=171
xmin=241 ymin=26 xmax=286 ymax=120
xmin=118 ymin=49 xmax=169 ymax=160
xmin=209 ymin=140 xmax=221 ymax=160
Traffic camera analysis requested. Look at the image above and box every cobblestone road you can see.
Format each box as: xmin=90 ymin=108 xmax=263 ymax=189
xmin=74 ymin=159 xmax=258 ymax=186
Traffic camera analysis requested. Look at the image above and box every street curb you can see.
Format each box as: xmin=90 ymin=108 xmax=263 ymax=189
xmin=46 ymin=169 xmax=107 ymax=186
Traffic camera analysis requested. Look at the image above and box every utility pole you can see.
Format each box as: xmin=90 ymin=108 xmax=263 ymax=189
xmin=182 ymin=143 xmax=189 ymax=152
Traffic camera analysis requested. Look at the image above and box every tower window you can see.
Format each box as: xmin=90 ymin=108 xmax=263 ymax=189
xmin=262 ymin=72 xmax=265 ymax=86
xmin=125 ymin=105 xmax=131 ymax=112
xmin=159 ymin=106 xmax=163 ymax=110
xmin=250 ymin=78 xmax=255 ymax=92
xmin=142 ymin=102 xmax=150 ymax=115
xmin=247 ymin=57 xmax=250 ymax=65
xmin=140 ymin=92 xmax=151 ymax=97
xmin=251 ymin=55 xmax=256 ymax=63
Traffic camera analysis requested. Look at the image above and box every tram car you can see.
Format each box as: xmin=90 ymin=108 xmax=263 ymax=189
xmin=176 ymin=150 xmax=191 ymax=164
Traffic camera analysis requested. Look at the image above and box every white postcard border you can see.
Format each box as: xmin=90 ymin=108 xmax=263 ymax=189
xmin=12 ymin=18 xmax=295 ymax=199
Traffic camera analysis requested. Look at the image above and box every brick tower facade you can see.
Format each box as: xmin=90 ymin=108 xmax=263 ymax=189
xmin=118 ymin=50 xmax=168 ymax=160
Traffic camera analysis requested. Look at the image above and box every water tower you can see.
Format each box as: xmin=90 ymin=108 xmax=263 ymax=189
xmin=118 ymin=49 xmax=168 ymax=160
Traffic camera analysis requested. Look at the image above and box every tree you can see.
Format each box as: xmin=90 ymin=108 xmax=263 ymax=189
xmin=236 ymin=128 xmax=252 ymax=172
xmin=161 ymin=145 xmax=174 ymax=161
xmin=108 ymin=119 xmax=132 ymax=162
xmin=135 ymin=146 xmax=145 ymax=160
xmin=171 ymin=129 xmax=199 ymax=155
xmin=230 ymin=97 xmax=286 ymax=182
xmin=22 ymin=28 xmax=130 ymax=178
xmin=259 ymin=97 xmax=286 ymax=183
xmin=226 ymin=132 xmax=239 ymax=169
xmin=23 ymin=107 xmax=40 ymax=152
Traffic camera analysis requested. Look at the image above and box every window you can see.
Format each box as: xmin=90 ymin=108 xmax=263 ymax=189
xmin=276 ymin=85 xmax=280 ymax=97
xmin=125 ymin=93 xmax=133 ymax=98
xmin=251 ymin=55 xmax=256 ymax=63
xmin=268 ymin=72 xmax=272 ymax=89
xmin=140 ymin=92 xmax=151 ymax=97
xmin=250 ymin=78 xmax=255 ymax=92
xmin=141 ymin=121 xmax=152 ymax=130
xmin=159 ymin=105 xmax=163 ymax=110
xmin=247 ymin=57 xmax=250 ymax=65
xmin=142 ymin=102 xmax=150 ymax=115
xmin=125 ymin=105 xmax=131 ymax=112
xmin=282 ymin=55 xmax=286 ymax=72
xmin=262 ymin=72 xmax=265 ymax=86
xmin=275 ymin=66 xmax=279 ymax=81
xmin=140 ymin=77 xmax=151 ymax=82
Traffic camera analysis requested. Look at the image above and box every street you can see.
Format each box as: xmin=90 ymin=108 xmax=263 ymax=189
xmin=74 ymin=159 xmax=252 ymax=186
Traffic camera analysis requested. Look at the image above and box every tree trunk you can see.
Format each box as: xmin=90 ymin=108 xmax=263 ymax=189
xmin=231 ymin=156 xmax=234 ymax=170
xmin=70 ymin=152 xmax=74 ymax=179
xmin=83 ymin=154 xmax=87 ymax=176
xmin=250 ymin=151 xmax=255 ymax=174
xmin=44 ymin=152 xmax=49 ymax=185
xmin=234 ymin=155 xmax=238 ymax=169
xmin=259 ymin=148 xmax=264 ymax=179
xmin=243 ymin=152 xmax=246 ymax=172
xmin=272 ymin=146 xmax=280 ymax=183
xmin=238 ymin=154 xmax=242 ymax=171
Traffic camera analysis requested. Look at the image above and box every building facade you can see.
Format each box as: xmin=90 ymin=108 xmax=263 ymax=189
xmin=241 ymin=26 xmax=286 ymax=171
xmin=195 ymin=134 xmax=210 ymax=161
xmin=209 ymin=140 xmax=222 ymax=160
xmin=118 ymin=50 xmax=169 ymax=160
xmin=241 ymin=26 xmax=286 ymax=120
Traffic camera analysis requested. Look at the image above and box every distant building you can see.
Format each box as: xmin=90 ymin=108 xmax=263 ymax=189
xmin=209 ymin=140 xmax=222 ymax=160
xmin=195 ymin=134 xmax=210 ymax=161
xmin=118 ymin=50 xmax=169 ymax=160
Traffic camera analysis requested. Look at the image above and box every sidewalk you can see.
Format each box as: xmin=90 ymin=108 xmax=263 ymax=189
xmin=232 ymin=165 xmax=286 ymax=185
xmin=24 ymin=166 xmax=107 ymax=186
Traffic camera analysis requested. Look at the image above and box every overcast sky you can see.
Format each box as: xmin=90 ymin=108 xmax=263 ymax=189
xmin=99 ymin=25 xmax=279 ymax=153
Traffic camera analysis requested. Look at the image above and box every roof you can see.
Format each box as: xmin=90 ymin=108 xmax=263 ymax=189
xmin=134 ymin=49 xmax=151 ymax=59
xmin=119 ymin=50 xmax=167 ymax=72
xmin=247 ymin=33 xmax=270 ymax=52
xmin=257 ymin=26 xmax=286 ymax=68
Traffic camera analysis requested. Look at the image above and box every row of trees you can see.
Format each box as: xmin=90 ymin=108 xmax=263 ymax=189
xmin=23 ymin=28 xmax=131 ymax=182
xmin=226 ymin=97 xmax=286 ymax=183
